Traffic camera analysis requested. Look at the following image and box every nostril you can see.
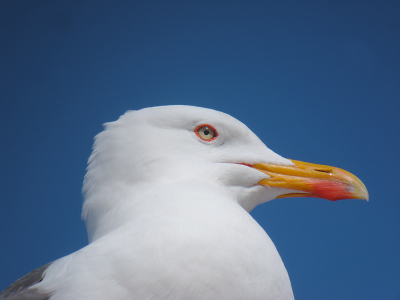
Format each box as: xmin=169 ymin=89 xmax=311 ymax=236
xmin=312 ymin=168 xmax=332 ymax=174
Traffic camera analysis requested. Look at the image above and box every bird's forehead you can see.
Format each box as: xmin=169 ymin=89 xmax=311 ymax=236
xmin=121 ymin=105 xmax=249 ymax=135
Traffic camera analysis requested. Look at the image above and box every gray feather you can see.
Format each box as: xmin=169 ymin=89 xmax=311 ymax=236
xmin=0 ymin=263 xmax=52 ymax=300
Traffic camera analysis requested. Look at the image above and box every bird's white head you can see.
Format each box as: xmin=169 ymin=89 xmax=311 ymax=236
xmin=82 ymin=105 xmax=368 ymax=242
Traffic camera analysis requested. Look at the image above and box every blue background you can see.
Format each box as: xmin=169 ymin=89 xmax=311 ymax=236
xmin=1 ymin=1 xmax=399 ymax=299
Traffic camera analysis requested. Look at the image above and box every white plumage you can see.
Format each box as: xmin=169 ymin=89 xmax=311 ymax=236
xmin=1 ymin=105 xmax=368 ymax=300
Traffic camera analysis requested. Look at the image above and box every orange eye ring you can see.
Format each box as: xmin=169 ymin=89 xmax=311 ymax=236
xmin=195 ymin=124 xmax=218 ymax=141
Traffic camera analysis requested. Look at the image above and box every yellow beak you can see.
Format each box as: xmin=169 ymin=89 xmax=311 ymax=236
xmin=255 ymin=160 xmax=369 ymax=201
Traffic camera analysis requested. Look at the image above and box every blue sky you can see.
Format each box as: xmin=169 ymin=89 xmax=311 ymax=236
xmin=0 ymin=1 xmax=399 ymax=299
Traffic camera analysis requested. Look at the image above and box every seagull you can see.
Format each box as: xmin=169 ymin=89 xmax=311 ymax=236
xmin=0 ymin=105 xmax=368 ymax=300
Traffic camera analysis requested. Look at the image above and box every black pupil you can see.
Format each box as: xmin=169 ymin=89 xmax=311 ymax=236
xmin=204 ymin=129 xmax=210 ymax=136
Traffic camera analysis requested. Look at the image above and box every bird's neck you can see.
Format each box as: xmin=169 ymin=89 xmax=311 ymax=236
xmin=82 ymin=180 xmax=245 ymax=243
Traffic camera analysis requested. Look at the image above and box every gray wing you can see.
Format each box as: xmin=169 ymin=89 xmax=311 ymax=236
xmin=0 ymin=262 xmax=52 ymax=300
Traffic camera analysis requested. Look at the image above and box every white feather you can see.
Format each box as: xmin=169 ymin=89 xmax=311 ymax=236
xmin=28 ymin=106 xmax=295 ymax=299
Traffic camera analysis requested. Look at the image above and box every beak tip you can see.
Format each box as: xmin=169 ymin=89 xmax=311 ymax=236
xmin=356 ymin=181 xmax=369 ymax=202
xmin=354 ymin=188 xmax=369 ymax=202
xmin=364 ymin=193 xmax=370 ymax=202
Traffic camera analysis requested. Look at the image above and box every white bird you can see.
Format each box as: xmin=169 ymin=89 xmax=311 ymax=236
xmin=0 ymin=105 xmax=368 ymax=300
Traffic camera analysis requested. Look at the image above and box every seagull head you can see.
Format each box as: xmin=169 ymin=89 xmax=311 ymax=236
xmin=82 ymin=105 xmax=368 ymax=241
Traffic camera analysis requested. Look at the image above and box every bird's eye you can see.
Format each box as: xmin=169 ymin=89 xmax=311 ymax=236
xmin=195 ymin=124 xmax=218 ymax=141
